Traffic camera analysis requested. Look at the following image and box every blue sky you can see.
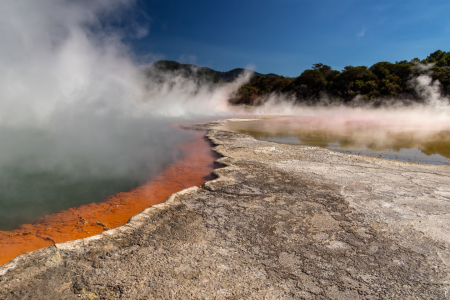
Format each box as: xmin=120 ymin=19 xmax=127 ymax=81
xmin=131 ymin=0 xmax=450 ymax=77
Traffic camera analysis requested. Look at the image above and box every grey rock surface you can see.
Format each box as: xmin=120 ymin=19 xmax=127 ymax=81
xmin=1 ymin=119 xmax=449 ymax=299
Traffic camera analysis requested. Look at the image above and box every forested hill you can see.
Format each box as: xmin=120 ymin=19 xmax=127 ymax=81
xmin=149 ymin=60 xmax=278 ymax=83
xmin=148 ymin=51 xmax=450 ymax=106
xmin=231 ymin=50 xmax=450 ymax=106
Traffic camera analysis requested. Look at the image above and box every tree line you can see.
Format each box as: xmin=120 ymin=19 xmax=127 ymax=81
xmin=230 ymin=50 xmax=450 ymax=106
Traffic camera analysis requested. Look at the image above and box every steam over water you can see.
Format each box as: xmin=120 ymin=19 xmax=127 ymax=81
xmin=228 ymin=63 xmax=450 ymax=165
xmin=0 ymin=120 xmax=190 ymax=230
xmin=0 ymin=1 xmax=244 ymax=230
xmin=1 ymin=1 xmax=450 ymax=231
xmin=222 ymin=113 xmax=450 ymax=165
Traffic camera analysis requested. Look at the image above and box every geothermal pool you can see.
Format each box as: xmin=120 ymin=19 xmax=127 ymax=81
xmin=0 ymin=128 xmax=217 ymax=265
xmin=0 ymin=124 xmax=189 ymax=231
xmin=221 ymin=116 xmax=450 ymax=165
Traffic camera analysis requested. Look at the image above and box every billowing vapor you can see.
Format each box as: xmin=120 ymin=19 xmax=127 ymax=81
xmin=414 ymin=74 xmax=450 ymax=109
xmin=141 ymin=68 xmax=251 ymax=117
xmin=232 ymin=62 xmax=450 ymax=167
xmin=0 ymin=0 xmax=247 ymax=173
xmin=1 ymin=0 xmax=448 ymax=230
xmin=0 ymin=0 xmax=249 ymax=229
xmin=242 ymin=64 xmax=450 ymax=136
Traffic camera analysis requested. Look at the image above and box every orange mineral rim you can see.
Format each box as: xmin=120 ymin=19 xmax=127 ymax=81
xmin=0 ymin=129 xmax=218 ymax=266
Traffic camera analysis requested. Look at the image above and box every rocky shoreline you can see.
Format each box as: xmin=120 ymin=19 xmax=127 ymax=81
xmin=1 ymin=119 xmax=449 ymax=299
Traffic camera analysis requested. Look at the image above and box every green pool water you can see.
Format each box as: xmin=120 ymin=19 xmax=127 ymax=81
xmin=0 ymin=121 xmax=192 ymax=231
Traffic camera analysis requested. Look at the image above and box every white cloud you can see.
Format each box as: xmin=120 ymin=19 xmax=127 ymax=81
xmin=356 ymin=28 xmax=366 ymax=37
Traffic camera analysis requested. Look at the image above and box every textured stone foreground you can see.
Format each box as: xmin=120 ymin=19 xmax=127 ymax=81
xmin=1 ymin=119 xmax=450 ymax=299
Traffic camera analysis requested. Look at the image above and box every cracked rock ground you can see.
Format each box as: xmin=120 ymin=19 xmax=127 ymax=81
xmin=0 ymin=119 xmax=449 ymax=299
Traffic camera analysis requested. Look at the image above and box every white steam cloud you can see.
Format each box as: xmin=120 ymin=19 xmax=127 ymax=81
xmin=241 ymin=63 xmax=450 ymax=136
xmin=414 ymin=74 xmax=450 ymax=109
xmin=0 ymin=0 xmax=249 ymax=125
xmin=1 ymin=0 xmax=449 ymax=229
xmin=0 ymin=0 xmax=250 ymax=176
xmin=0 ymin=0 xmax=252 ymax=228
xmin=0 ymin=0 xmax=140 ymax=125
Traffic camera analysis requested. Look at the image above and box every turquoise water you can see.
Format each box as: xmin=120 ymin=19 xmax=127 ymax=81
xmin=0 ymin=168 xmax=142 ymax=230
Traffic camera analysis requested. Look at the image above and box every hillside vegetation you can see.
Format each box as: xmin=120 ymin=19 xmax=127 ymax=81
xmin=231 ymin=50 xmax=450 ymax=106
xmin=149 ymin=50 xmax=450 ymax=107
xmin=148 ymin=60 xmax=277 ymax=83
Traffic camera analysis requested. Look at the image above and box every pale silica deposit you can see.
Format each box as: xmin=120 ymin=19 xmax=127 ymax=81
xmin=0 ymin=118 xmax=449 ymax=299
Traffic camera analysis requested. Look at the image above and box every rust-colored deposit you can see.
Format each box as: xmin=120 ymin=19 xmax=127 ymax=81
xmin=0 ymin=131 xmax=217 ymax=266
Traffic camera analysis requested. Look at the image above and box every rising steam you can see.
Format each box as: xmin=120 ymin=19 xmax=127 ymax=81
xmin=0 ymin=0 xmax=250 ymax=229
xmin=241 ymin=62 xmax=450 ymax=136
xmin=1 ymin=0 xmax=449 ymax=229
xmin=0 ymin=0 xmax=249 ymax=174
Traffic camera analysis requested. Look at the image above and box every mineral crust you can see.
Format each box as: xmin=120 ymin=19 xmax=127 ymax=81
xmin=1 ymin=119 xmax=449 ymax=299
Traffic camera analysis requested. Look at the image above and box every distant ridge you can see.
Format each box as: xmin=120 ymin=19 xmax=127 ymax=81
xmin=150 ymin=60 xmax=278 ymax=83
xmin=149 ymin=50 xmax=450 ymax=108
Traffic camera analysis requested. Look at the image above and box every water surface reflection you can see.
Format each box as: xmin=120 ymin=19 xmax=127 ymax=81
xmin=221 ymin=117 xmax=450 ymax=165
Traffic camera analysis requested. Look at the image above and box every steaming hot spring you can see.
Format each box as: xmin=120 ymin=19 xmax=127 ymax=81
xmin=2 ymin=104 xmax=450 ymax=265
xmin=0 ymin=121 xmax=218 ymax=265
xmin=222 ymin=108 xmax=450 ymax=165
xmin=1 ymin=0 xmax=450 ymax=269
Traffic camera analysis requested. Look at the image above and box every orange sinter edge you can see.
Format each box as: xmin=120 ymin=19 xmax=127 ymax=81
xmin=0 ymin=130 xmax=218 ymax=266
